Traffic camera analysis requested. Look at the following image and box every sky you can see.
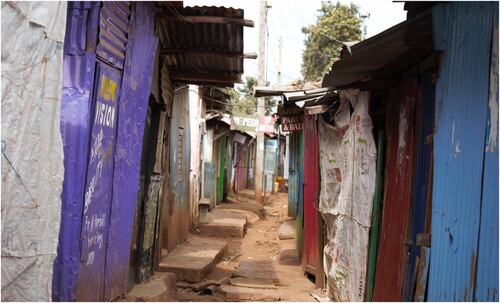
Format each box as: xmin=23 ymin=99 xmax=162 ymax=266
xmin=183 ymin=0 xmax=407 ymax=87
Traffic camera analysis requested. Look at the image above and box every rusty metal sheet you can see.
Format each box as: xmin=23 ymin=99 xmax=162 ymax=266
xmin=301 ymin=112 xmax=318 ymax=274
xmin=403 ymin=69 xmax=436 ymax=301
xmin=373 ymin=77 xmax=417 ymax=301
xmin=414 ymin=247 xmax=431 ymax=302
xmin=164 ymin=87 xmax=191 ymax=253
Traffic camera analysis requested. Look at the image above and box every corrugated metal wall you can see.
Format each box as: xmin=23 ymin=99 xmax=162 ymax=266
xmin=96 ymin=1 xmax=130 ymax=69
xmin=217 ymin=135 xmax=227 ymax=202
xmin=475 ymin=13 xmax=499 ymax=302
xmin=403 ymin=70 xmax=436 ymax=301
xmin=429 ymin=2 xmax=498 ymax=301
xmin=287 ymin=132 xmax=300 ymax=218
xmin=373 ymin=77 xmax=417 ymax=301
xmin=53 ymin=3 xmax=100 ymax=301
xmin=296 ymin=132 xmax=305 ymax=255
xmin=302 ymin=113 xmax=318 ymax=274
xmin=106 ymin=2 xmax=158 ymax=299
xmin=55 ymin=2 xmax=158 ymax=301
xmin=165 ymin=87 xmax=191 ymax=253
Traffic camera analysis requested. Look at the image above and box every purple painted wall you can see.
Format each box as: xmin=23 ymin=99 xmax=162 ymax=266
xmin=105 ymin=3 xmax=158 ymax=300
xmin=76 ymin=63 xmax=122 ymax=301
xmin=54 ymin=2 xmax=158 ymax=301
xmin=52 ymin=2 xmax=100 ymax=301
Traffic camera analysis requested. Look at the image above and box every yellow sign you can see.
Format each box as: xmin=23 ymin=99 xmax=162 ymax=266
xmin=100 ymin=75 xmax=116 ymax=102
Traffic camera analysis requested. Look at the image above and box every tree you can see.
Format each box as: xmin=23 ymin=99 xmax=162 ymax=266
xmin=301 ymin=1 xmax=367 ymax=82
xmin=228 ymin=76 xmax=277 ymax=116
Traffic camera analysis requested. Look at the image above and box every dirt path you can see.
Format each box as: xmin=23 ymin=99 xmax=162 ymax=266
xmin=174 ymin=191 xmax=317 ymax=302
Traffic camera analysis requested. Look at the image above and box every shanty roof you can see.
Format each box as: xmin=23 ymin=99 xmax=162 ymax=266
xmin=322 ymin=8 xmax=434 ymax=89
xmin=157 ymin=4 xmax=255 ymax=87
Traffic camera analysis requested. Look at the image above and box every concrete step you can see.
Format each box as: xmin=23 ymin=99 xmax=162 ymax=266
xmin=232 ymin=189 xmax=255 ymax=201
xmin=124 ymin=272 xmax=177 ymax=301
xmin=278 ymin=220 xmax=295 ymax=240
xmin=229 ymin=277 xmax=277 ymax=289
xmin=158 ymin=236 xmax=228 ymax=282
xmin=278 ymin=239 xmax=300 ymax=266
xmin=198 ymin=208 xmax=247 ymax=238
xmin=220 ymin=285 xmax=282 ymax=301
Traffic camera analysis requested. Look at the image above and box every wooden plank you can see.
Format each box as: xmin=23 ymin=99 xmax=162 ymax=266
xmin=159 ymin=14 xmax=254 ymax=27
xmin=365 ymin=130 xmax=385 ymax=301
xmin=414 ymin=247 xmax=430 ymax=302
xmin=169 ymin=71 xmax=243 ymax=85
xmin=162 ymin=47 xmax=257 ymax=59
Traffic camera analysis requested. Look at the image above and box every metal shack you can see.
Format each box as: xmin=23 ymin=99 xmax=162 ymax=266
xmin=320 ymin=1 xmax=498 ymax=301
xmin=51 ymin=2 xmax=253 ymax=301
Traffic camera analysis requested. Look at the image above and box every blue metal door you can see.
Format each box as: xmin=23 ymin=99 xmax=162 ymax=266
xmin=76 ymin=62 xmax=121 ymax=301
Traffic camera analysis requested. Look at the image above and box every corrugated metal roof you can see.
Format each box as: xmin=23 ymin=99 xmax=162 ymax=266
xmin=157 ymin=4 xmax=254 ymax=87
xmin=321 ymin=8 xmax=434 ymax=89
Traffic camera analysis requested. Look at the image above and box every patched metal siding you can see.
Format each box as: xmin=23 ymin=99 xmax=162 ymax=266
xmin=96 ymin=1 xmax=130 ymax=69
xmin=403 ymin=70 xmax=436 ymax=301
xmin=165 ymin=87 xmax=191 ymax=253
xmin=429 ymin=2 xmax=498 ymax=301
xmin=105 ymin=2 xmax=158 ymax=300
xmin=475 ymin=15 xmax=499 ymax=302
xmin=373 ymin=77 xmax=417 ymax=301
xmin=52 ymin=3 xmax=101 ymax=301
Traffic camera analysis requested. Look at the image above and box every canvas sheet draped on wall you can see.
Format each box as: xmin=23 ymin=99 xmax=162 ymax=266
xmin=318 ymin=91 xmax=376 ymax=301
xmin=1 ymin=2 xmax=67 ymax=301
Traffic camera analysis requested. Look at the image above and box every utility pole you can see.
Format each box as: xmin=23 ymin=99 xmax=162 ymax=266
xmin=277 ymin=36 xmax=283 ymax=85
xmin=255 ymin=1 xmax=269 ymax=203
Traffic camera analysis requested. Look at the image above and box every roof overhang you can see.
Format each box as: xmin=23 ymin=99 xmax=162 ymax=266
xmin=322 ymin=8 xmax=434 ymax=90
xmin=157 ymin=4 xmax=255 ymax=87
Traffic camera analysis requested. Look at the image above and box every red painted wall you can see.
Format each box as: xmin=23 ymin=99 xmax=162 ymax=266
xmin=373 ymin=77 xmax=417 ymax=301
xmin=302 ymin=113 xmax=319 ymax=274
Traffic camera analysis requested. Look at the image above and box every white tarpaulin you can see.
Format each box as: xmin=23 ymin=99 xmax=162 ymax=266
xmin=319 ymin=90 xmax=377 ymax=301
xmin=1 ymin=2 xmax=66 ymax=301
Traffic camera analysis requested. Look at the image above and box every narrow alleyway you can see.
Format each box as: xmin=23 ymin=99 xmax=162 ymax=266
xmin=118 ymin=191 xmax=317 ymax=302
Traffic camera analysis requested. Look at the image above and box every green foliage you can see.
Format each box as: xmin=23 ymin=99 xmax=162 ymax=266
xmin=228 ymin=76 xmax=258 ymax=116
xmin=228 ymin=76 xmax=277 ymax=116
xmin=301 ymin=1 xmax=366 ymax=82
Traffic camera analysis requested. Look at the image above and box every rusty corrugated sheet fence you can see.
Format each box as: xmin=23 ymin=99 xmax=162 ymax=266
xmin=373 ymin=77 xmax=417 ymax=301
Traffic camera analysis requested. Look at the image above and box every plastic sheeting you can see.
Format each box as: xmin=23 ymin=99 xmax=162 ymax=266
xmin=318 ymin=91 xmax=376 ymax=301
xmin=1 ymin=1 xmax=67 ymax=301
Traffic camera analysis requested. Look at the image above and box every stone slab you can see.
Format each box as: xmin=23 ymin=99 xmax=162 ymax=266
xmin=220 ymin=285 xmax=282 ymax=301
xmin=233 ymin=260 xmax=280 ymax=283
xmin=158 ymin=236 xmax=227 ymax=282
xmin=234 ymin=189 xmax=256 ymax=201
xmin=279 ymin=240 xmax=300 ymax=265
xmin=198 ymin=209 xmax=247 ymax=238
xmin=127 ymin=272 xmax=177 ymax=301
xmin=278 ymin=220 xmax=295 ymax=240
xmin=229 ymin=277 xmax=277 ymax=289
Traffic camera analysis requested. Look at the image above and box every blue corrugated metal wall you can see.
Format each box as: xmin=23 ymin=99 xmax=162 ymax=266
xmin=475 ymin=12 xmax=499 ymax=301
xmin=429 ymin=2 xmax=498 ymax=301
